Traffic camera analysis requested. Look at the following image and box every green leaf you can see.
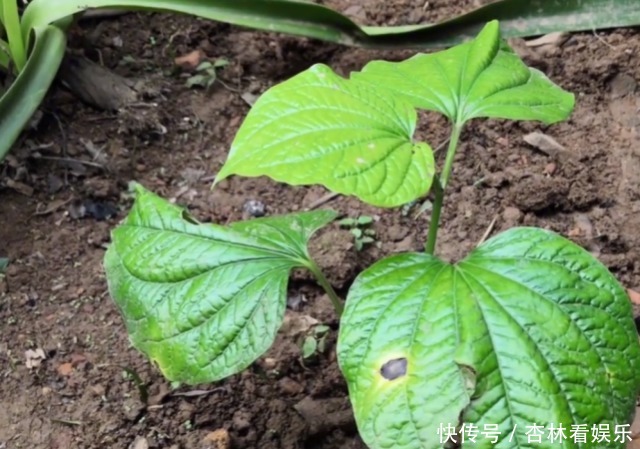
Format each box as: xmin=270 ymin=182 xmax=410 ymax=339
xmin=196 ymin=61 xmax=213 ymax=71
xmin=21 ymin=0 xmax=640 ymax=52
xmin=359 ymin=0 xmax=640 ymax=49
xmin=351 ymin=228 xmax=363 ymax=239
xmin=216 ymin=64 xmax=435 ymax=208
xmin=314 ymin=324 xmax=330 ymax=335
xmin=357 ymin=216 xmax=373 ymax=226
xmin=213 ymin=58 xmax=229 ymax=68
xmin=0 ymin=257 xmax=8 ymax=273
xmin=338 ymin=218 xmax=357 ymax=227
xmin=302 ymin=336 xmax=317 ymax=359
xmin=104 ymin=184 xmax=336 ymax=384
xmin=353 ymin=21 xmax=575 ymax=125
xmin=338 ymin=227 xmax=640 ymax=449
xmin=0 ymin=24 xmax=66 ymax=162
xmin=185 ymin=74 xmax=206 ymax=88
xmin=2 ymin=0 xmax=26 ymax=71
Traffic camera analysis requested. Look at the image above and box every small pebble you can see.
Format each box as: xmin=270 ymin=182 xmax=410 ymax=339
xmin=502 ymin=207 xmax=523 ymax=223
xmin=203 ymin=429 xmax=230 ymax=449
xmin=278 ymin=377 xmax=304 ymax=395
xmin=243 ymin=199 xmax=265 ymax=217
xmin=262 ymin=357 xmax=277 ymax=370
xmin=544 ymin=162 xmax=557 ymax=175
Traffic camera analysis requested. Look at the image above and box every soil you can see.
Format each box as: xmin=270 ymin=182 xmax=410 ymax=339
xmin=2 ymin=2 xmax=640 ymax=448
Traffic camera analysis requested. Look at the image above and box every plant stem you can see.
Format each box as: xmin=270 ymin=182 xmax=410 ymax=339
xmin=424 ymin=176 xmax=443 ymax=255
xmin=306 ymin=260 xmax=344 ymax=317
xmin=424 ymin=123 xmax=463 ymax=254
xmin=440 ymin=123 xmax=463 ymax=189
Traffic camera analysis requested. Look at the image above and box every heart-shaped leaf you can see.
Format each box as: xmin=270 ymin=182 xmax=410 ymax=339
xmin=338 ymin=227 xmax=640 ymax=449
xmin=215 ymin=64 xmax=435 ymax=208
xmin=104 ymin=184 xmax=336 ymax=384
xmin=353 ymin=21 xmax=575 ymax=126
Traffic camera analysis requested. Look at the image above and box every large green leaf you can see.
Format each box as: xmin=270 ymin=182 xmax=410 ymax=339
xmin=215 ymin=64 xmax=435 ymax=208
xmin=353 ymin=21 xmax=575 ymax=126
xmin=21 ymin=0 xmax=640 ymax=50
xmin=104 ymin=184 xmax=336 ymax=384
xmin=338 ymin=227 xmax=640 ymax=449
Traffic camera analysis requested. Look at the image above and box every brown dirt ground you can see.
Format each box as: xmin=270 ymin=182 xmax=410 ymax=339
xmin=2 ymin=2 xmax=640 ymax=448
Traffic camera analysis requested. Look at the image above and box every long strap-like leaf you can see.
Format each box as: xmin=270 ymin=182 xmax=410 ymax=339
xmin=21 ymin=0 xmax=640 ymax=49
xmin=0 ymin=25 xmax=66 ymax=162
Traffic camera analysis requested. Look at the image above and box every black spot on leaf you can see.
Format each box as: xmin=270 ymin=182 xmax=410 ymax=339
xmin=380 ymin=358 xmax=407 ymax=380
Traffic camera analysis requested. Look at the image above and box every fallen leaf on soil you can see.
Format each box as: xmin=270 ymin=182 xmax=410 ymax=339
xmin=523 ymin=132 xmax=566 ymax=158
xmin=175 ymin=49 xmax=204 ymax=70
xmin=240 ymin=92 xmax=259 ymax=106
xmin=202 ymin=429 xmax=230 ymax=449
xmin=280 ymin=312 xmax=318 ymax=337
xmin=57 ymin=362 xmax=73 ymax=376
xmin=34 ymin=198 xmax=73 ymax=216
xmin=5 ymin=179 xmax=34 ymax=196
xmin=628 ymin=289 xmax=640 ymax=305
xmin=25 ymin=348 xmax=46 ymax=369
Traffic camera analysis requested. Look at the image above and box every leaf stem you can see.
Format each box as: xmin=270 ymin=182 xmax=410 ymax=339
xmin=424 ymin=176 xmax=443 ymax=255
xmin=424 ymin=123 xmax=463 ymax=254
xmin=440 ymin=123 xmax=463 ymax=189
xmin=306 ymin=260 xmax=344 ymax=317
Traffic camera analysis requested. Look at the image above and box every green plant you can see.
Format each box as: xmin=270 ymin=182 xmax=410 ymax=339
xmin=185 ymin=58 xmax=229 ymax=89
xmin=338 ymin=215 xmax=377 ymax=251
xmin=0 ymin=0 xmax=27 ymax=71
xmin=104 ymin=21 xmax=640 ymax=449
xmin=1 ymin=0 xmax=637 ymax=164
xmin=301 ymin=324 xmax=331 ymax=360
